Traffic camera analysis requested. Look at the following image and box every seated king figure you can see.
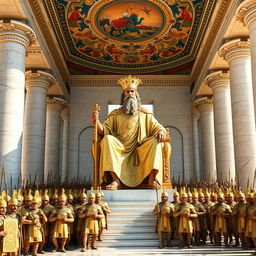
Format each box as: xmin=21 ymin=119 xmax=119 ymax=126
xmin=91 ymin=75 xmax=169 ymax=190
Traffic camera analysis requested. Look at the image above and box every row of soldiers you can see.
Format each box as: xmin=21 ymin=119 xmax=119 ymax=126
xmin=0 ymin=188 xmax=111 ymax=256
xmin=153 ymin=187 xmax=256 ymax=252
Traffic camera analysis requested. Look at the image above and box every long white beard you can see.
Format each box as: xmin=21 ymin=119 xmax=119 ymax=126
xmin=122 ymin=96 xmax=139 ymax=115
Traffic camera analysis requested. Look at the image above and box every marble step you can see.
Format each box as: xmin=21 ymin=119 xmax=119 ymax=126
xmin=107 ymin=216 xmax=156 ymax=222
xmin=96 ymin=239 xmax=159 ymax=247
xmin=110 ymin=211 xmax=153 ymax=216
xmin=108 ymin=222 xmax=155 ymax=228
xmin=108 ymin=201 xmax=156 ymax=205
xmin=102 ymin=233 xmax=158 ymax=240
xmin=104 ymin=226 xmax=155 ymax=234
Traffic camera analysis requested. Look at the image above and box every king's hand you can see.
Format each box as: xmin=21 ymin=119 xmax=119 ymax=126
xmin=91 ymin=110 xmax=99 ymax=125
xmin=91 ymin=104 xmax=100 ymax=125
xmin=91 ymin=104 xmax=104 ymax=135
xmin=155 ymin=130 xmax=166 ymax=142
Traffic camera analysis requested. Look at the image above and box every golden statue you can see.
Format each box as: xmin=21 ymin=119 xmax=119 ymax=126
xmin=91 ymin=75 xmax=172 ymax=189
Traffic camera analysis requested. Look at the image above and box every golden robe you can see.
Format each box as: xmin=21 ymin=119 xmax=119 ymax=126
xmin=100 ymin=107 xmax=166 ymax=187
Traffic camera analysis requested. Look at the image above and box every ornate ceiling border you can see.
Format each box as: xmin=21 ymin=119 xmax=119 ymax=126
xmin=69 ymin=75 xmax=192 ymax=87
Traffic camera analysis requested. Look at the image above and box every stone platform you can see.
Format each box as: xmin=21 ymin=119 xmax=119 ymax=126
xmin=99 ymin=189 xmax=174 ymax=202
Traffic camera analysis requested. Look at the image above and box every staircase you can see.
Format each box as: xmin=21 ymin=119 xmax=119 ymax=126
xmin=97 ymin=201 xmax=159 ymax=247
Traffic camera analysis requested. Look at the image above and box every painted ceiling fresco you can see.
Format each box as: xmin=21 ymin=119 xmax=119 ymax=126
xmin=44 ymin=0 xmax=216 ymax=74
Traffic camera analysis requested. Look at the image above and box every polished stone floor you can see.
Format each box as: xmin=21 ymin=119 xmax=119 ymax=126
xmin=41 ymin=246 xmax=255 ymax=256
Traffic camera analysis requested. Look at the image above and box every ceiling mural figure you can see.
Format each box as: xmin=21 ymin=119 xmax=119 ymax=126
xmin=45 ymin=0 xmax=215 ymax=74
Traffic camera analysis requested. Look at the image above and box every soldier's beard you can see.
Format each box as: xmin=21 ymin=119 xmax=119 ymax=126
xmin=122 ymin=96 xmax=139 ymax=115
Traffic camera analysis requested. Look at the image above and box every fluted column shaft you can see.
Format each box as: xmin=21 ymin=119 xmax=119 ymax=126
xmin=44 ymin=98 xmax=66 ymax=182
xmin=237 ymin=1 xmax=256 ymax=117
xmin=191 ymin=107 xmax=201 ymax=181
xmin=0 ymin=20 xmax=35 ymax=187
xmin=21 ymin=71 xmax=55 ymax=184
xmin=61 ymin=107 xmax=69 ymax=183
xmin=194 ymin=98 xmax=217 ymax=181
xmin=220 ymin=39 xmax=256 ymax=189
xmin=206 ymin=71 xmax=235 ymax=182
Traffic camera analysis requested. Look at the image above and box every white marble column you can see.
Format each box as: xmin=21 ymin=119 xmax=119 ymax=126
xmin=237 ymin=1 xmax=256 ymax=118
xmin=220 ymin=39 xmax=256 ymax=189
xmin=44 ymin=97 xmax=66 ymax=182
xmin=61 ymin=107 xmax=69 ymax=183
xmin=21 ymin=71 xmax=55 ymax=184
xmin=0 ymin=20 xmax=35 ymax=187
xmin=205 ymin=71 xmax=236 ymax=182
xmin=194 ymin=97 xmax=217 ymax=181
xmin=191 ymin=106 xmax=201 ymax=181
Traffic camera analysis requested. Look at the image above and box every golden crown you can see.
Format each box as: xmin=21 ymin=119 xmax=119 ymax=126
xmin=117 ymin=75 xmax=142 ymax=90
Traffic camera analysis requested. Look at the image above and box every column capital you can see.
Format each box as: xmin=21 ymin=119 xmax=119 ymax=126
xmin=0 ymin=20 xmax=36 ymax=48
xmin=219 ymin=38 xmax=250 ymax=63
xmin=205 ymin=70 xmax=230 ymax=90
xmin=237 ymin=0 xmax=256 ymax=28
xmin=47 ymin=97 xmax=66 ymax=112
xmin=194 ymin=97 xmax=213 ymax=113
xmin=191 ymin=106 xmax=200 ymax=120
xmin=61 ymin=106 xmax=70 ymax=121
xmin=25 ymin=70 xmax=55 ymax=91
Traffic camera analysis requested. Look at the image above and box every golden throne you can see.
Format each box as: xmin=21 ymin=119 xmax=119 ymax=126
xmin=91 ymin=108 xmax=172 ymax=189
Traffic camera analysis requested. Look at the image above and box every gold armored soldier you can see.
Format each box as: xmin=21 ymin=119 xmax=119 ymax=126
xmin=39 ymin=190 xmax=54 ymax=253
xmin=210 ymin=191 xmax=231 ymax=247
xmin=245 ymin=191 xmax=256 ymax=249
xmin=95 ymin=191 xmax=111 ymax=241
xmin=7 ymin=193 xmax=21 ymax=256
xmin=49 ymin=190 xmax=74 ymax=252
xmin=232 ymin=190 xmax=247 ymax=248
xmin=74 ymin=189 xmax=87 ymax=244
xmin=202 ymin=189 xmax=215 ymax=244
xmin=191 ymin=190 xmax=206 ymax=245
xmin=78 ymin=191 xmax=104 ymax=251
xmin=153 ymin=191 xmax=174 ymax=248
xmin=22 ymin=195 xmax=47 ymax=256
xmin=173 ymin=190 xmax=197 ymax=248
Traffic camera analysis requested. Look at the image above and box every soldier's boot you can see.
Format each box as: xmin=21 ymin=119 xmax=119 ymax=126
xmin=32 ymin=243 xmax=39 ymax=256
xmin=209 ymin=230 xmax=214 ymax=244
xmin=60 ymin=238 xmax=67 ymax=253
xmin=187 ymin=233 xmax=192 ymax=248
xmin=234 ymin=234 xmax=239 ymax=247
xmin=167 ymin=232 xmax=172 ymax=247
xmin=98 ymin=228 xmax=103 ymax=241
xmin=91 ymin=235 xmax=97 ymax=250
xmin=224 ymin=233 xmax=229 ymax=247
xmin=201 ymin=230 xmax=207 ymax=245
xmin=194 ymin=232 xmax=201 ymax=245
xmin=159 ymin=232 xmax=163 ymax=249
xmin=51 ymin=238 xmax=58 ymax=252
xmin=214 ymin=232 xmax=221 ymax=246
xmin=81 ymin=234 xmax=88 ymax=252
xmin=178 ymin=233 xmax=185 ymax=248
